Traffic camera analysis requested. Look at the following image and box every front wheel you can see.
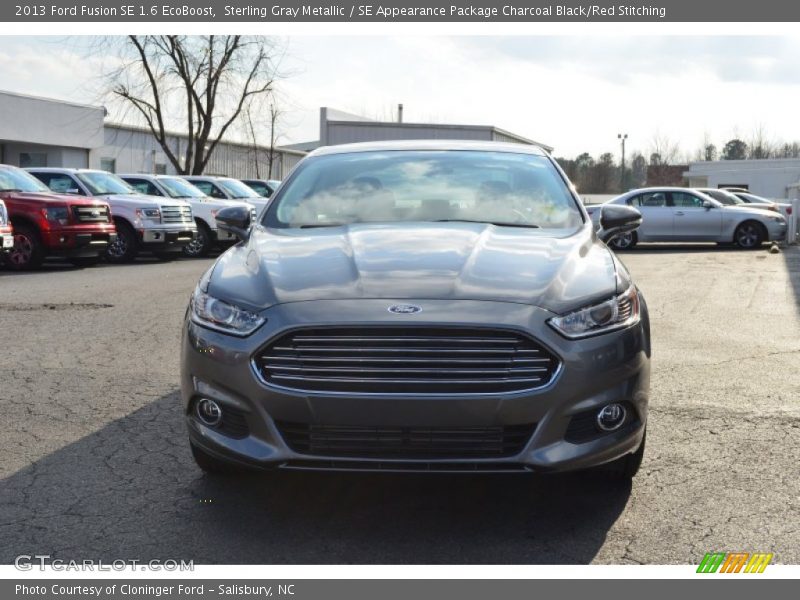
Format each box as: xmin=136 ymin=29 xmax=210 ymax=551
xmin=106 ymin=220 xmax=139 ymax=263
xmin=608 ymin=231 xmax=637 ymax=251
xmin=6 ymin=223 xmax=45 ymax=270
xmin=734 ymin=222 xmax=765 ymax=249
xmin=183 ymin=221 xmax=213 ymax=258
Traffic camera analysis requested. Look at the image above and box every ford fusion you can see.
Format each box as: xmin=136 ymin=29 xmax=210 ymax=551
xmin=181 ymin=141 xmax=650 ymax=479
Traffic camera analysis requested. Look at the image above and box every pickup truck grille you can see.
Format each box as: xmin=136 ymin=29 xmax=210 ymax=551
xmin=276 ymin=422 xmax=536 ymax=459
xmin=255 ymin=327 xmax=560 ymax=394
xmin=161 ymin=205 xmax=193 ymax=224
xmin=72 ymin=205 xmax=110 ymax=223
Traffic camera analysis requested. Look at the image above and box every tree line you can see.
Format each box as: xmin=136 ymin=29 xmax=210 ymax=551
xmin=557 ymin=134 xmax=800 ymax=194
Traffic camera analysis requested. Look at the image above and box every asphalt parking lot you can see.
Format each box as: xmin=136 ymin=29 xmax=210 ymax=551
xmin=1 ymin=244 xmax=799 ymax=565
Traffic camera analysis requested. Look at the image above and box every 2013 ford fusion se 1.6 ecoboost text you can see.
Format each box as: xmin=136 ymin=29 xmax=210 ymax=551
xmin=181 ymin=141 xmax=650 ymax=480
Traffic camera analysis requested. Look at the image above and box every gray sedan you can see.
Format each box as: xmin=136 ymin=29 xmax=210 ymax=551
xmin=587 ymin=187 xmax=787 ymax=250
xmin=181 ymin=140 xmax=650 ymax=480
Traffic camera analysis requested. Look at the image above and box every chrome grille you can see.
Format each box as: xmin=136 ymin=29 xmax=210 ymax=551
xmin=276 ymin=422 xmax=536 ymax=459
xmin=255 ymin=327 xmax=560 ymax=394
xmin=161 ymin=205 xmax=193 ymax=224
xmin=72 ymin=205 xmax=110 ymax=223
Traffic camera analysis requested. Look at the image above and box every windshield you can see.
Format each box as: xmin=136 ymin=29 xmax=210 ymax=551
xmin=0 ymin=166 xmax=51 ymax=193
xmin=159 ymin=177 xmax=206 ymax=198
xmin=705 ymin=189 xmax=744 ymax=205
xmin=218 ymin=179 xmax=260 ymax=199
xmin=243 ymin=180 xmax=272 ymax=197
xmin=738 ymin=193 xmax=769 ymax=204
xmin=77 ymin=172 xmax=136 ymax=196
xmin=264 ymin=150 xmax=582 ymax=230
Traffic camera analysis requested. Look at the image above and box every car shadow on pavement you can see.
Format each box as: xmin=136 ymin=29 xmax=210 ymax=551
xmin=0 ymin=391 xmax=631 ymax=565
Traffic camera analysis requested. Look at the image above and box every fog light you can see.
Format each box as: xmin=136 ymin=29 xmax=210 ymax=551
xmin=596 ymin=403 xmax=626 ymax=431
xmin=196 ymin=398 xmax=222 ymax=426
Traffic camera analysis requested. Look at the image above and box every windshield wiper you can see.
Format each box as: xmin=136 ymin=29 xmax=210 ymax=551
xmin=433 ymin=219 xmax=540 ymax=228
xmin=0 ymin=188 xmax=24 ymax=193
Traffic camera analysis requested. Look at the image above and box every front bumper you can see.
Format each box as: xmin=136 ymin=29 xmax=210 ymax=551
xmin=140 ymin=226 xmax=196 ymax=251
xmin=212 ymin=228 xmax=239 ymax=245
xmin=42 ymin=228 xmax=116 ymax=258
xmin=0 ymin=226 xmax=12 ymax=250
xmin=767 ymin=220 xmax=787 ymax=242
xmin=180 ymin=297 xmax=651 ymax=474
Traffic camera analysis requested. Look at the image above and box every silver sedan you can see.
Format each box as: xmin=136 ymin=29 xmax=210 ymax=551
xmin=586 ymin=187 xmax=787 ymax=250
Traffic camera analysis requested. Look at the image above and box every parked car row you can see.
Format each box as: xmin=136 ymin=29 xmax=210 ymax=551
xmin=586 ymin=186 xmax=788 ymax=250
xmin=0 ymin=164 xmax=279 ymax=270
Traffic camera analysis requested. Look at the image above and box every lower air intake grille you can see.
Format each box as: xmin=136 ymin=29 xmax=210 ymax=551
xmin=255 ymin=327 xmax=560 ymax=394
xmin=275 ymin=422 xmax=536 ymax=459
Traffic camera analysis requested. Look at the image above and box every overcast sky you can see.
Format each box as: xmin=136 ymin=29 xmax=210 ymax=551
xmin=2 ymin=35 xmax=800 ymax=159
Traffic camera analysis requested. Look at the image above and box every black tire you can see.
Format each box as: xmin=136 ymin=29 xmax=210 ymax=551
xmin=734 ymin=221 xmax=765 ymax=249
xmin=603 ymin=429 xmax=646 ymax=481
xmin=106 ymin=220 xmax=139 ymax=263
xmin=183 ymin=220 xmax=213 ymax=258
xmin=190 ymin=442 xmax=240 ymax=475
xmin=608 ymin=231 xmax=637 ymax=251
xmin=6 ymin=223 xmax=45 ymax=270
xmin=68 ymin=256 xmax=102 ymax=268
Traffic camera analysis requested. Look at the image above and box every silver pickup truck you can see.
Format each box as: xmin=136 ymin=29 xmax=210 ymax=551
xmin=28 ymin=168 xmax=196 ymax=262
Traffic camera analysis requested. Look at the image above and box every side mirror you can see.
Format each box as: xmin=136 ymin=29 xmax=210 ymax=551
xmin=216 ymin=205 xmax=251 ymax=241
xmin=702 ymin=200 xmax=714 ymax=209
xmin=598 ymin=204 xmax=642 ymax=244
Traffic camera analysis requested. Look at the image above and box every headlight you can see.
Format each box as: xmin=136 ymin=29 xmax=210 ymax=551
xmin=0 ymin=203 xmax=7 ymax=226
xmin=548 ymin=285 xmax=640 ymax=339
xmin=136 ymin=207 xmax=161 ymax=222
xmin=43 ymin=206 xmax=70 ymax=225
xmin=767 ymin=215 xmax=785 ymax=223
xmin=191 ymin=287 xmax=265 ymax=336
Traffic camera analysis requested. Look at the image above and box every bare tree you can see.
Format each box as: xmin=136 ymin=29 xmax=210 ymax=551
xmin=747 ymin=125 xmax=776 ymax=159
xmin=103 ymin=35 xmax=282 ymax=174
xmin=242 ymin=100 xmax=285 ymax=179
xmin=648 ymin=132 xmax=680 ymax=166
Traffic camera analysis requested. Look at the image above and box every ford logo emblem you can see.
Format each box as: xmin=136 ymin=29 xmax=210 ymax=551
xmin=388 ymin=304 xmax=422 ymax=314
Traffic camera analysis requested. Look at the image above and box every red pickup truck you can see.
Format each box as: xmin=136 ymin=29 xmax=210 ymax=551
xmin=0 ymin=164 xmax=116 ymax=270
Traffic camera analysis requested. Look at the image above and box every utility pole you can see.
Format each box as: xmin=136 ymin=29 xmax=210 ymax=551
xmin=618 ymin=133 xmax=628 ymax=191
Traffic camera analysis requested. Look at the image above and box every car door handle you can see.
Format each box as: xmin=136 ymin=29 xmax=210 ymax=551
xmin=675 ymin=211 xmax=684 ymax=216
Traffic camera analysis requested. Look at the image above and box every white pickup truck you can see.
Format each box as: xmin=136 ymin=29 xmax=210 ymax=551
xmin=28 ymin=168 xmax=196 ymax=263
xmin=182 ymin=175 xmax=270 ymax=218
xmin=119 ymin=174 xmax=256 ymax=258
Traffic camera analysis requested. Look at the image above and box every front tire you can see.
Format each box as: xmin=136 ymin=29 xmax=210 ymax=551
xmin=608 ymin=231 xmax=637 ymax=251
xmin=6 ymin=223 xmax=45 ymax=270
xmin=106 ymin=220 xmax=139 ymax=263
xmin=734 ymin=221 xmax=765 ymax=249
xmin=183 ymin=221 xmax=213 ymax=258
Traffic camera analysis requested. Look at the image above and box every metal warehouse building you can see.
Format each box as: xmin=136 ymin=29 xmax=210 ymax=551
xmin=0 ymin=90 xmax=305 ymax=178
xmin=685 ymin=159 xmax=800 ymax=200
xmin=286 ymin=107 xmax=551 ymax=152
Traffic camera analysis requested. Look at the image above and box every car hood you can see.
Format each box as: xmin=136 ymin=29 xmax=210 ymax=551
xmin=208 ymin=222 xmax=620 ymax=315
xmin=101 ymin=194 xmax=189 ymax=208
xmin=0 ymin=191 xmax=106 ymax=205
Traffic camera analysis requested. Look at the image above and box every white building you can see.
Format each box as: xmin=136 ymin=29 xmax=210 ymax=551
xmin=684 ymin=159 xmax=800 ymax=200
xmin=0 ymin=89 xmax=305 ymax=179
